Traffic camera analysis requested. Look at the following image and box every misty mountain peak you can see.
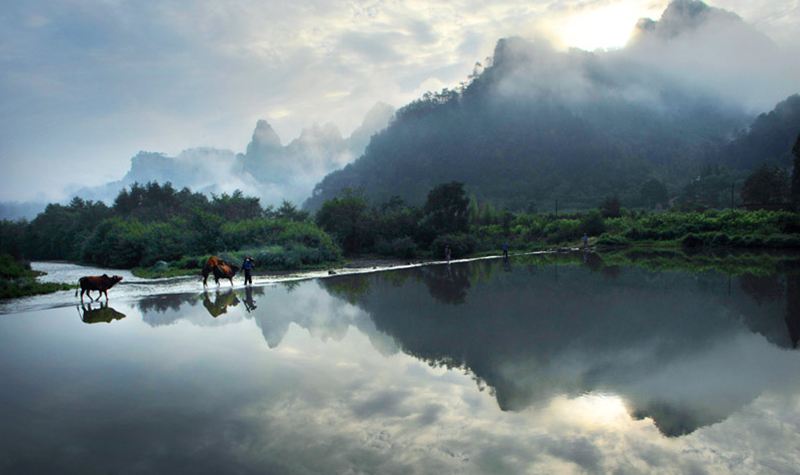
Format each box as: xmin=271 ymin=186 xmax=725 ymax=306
xmin=298 ymin=122 xmax=344 ymax=144
xmin=633 ymin=0 xmax=741 ymax=41
xmin=361 ymin=102 xmax=395 ymax=129
xmin=252 ymin=119 xmax=282 ymax=148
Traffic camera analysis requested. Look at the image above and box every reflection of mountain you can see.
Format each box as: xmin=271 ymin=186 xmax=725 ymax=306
xmin=315 ymin=257 xmax=800 ymax=437
xmin=129 ymin=255 xmax=800 ymax=437
xmin=79 ymin=302 xmax=126 ymax=324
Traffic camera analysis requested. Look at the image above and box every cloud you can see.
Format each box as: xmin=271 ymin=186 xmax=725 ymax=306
xmin=1 ymin=0 xmax=798 ymax=201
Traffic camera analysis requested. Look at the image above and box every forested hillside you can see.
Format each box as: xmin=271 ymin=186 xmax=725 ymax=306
xmin=305 ymin=1 xmax=798 ymax=211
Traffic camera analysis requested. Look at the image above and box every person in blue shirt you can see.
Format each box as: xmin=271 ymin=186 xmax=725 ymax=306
xmin=502 ymin=242 xmax=509 ymax=259
xmin=242 ymin=257 xmax=255 ymax=286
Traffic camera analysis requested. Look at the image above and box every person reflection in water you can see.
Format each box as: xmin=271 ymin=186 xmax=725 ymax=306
xmin=244 ymin=286 xmax=258 ymax=313
xmin=242 ymin=257 xmax=255 ymax=286
xmin=77 ymin=301 xmax=126 ymax=324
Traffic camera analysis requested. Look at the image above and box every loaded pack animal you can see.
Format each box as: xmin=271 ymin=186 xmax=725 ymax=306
xmin=75 ymin=274 xmax=123 ymax=301
xmin=202 ymin=256 xmax=239 ymax=287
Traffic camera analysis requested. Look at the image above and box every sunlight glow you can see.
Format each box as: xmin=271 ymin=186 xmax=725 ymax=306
xmin=559 ymin=4 xmax=649 ymax=51
xmin=548 ymin=393 xmax=631 ymax=428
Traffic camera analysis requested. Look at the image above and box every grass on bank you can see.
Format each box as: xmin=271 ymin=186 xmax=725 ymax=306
xmin=0 ymin=254 xmax=73 ymax=299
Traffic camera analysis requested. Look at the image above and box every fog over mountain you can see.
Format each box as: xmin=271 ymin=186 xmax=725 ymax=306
xmin=70 ymin=102 xmax=395 ymax=210
xmin=306 ymin=0 xmax=800 ymax=210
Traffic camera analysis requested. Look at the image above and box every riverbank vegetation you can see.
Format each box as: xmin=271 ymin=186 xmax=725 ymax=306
xmin=0 ymin=183 xmax=341 ymax=279
xmin=0 ymin=178 xmax=798 ymax=289
xmin=0 ymin=254 xmax=73 ymax=299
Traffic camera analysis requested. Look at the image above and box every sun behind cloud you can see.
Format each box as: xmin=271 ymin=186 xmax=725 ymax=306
xmin=555 ymin=2 xmax=664 ymax=51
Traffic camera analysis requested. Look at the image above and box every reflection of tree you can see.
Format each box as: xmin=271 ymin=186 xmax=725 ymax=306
xmin=78 ymin=302 xmax=126 ymax=324
xmin=203 ymin=290 xmax=240 ymax=318
xmin=318 ymin=258 xmax=800 ymax=438
xmin=740 ymin=274 xmax=784 ymax=305
xmin=319 ymin=274 xmax=371 ymax=304
xmin=282 ymin=281 xmax=301 ymax=293
xmin=787 ymin=274 xmax=800 ymax=349
xmin=419 ymin=265 xmax=470 ymax=305
xmin=138 ymin=294 xmax=194 ymax=314
xmin=735 ymin=273 xmax=800 ymax=349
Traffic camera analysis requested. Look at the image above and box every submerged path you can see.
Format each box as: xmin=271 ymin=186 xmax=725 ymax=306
xmin=1 ymin=250 xmax=571 ymax=315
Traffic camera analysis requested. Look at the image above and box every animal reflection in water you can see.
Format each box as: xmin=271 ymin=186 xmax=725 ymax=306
xmin=77 ymin=302 xmax=126 ymax=324
xmin=202 ymin=289 xmax=240 ymax=318
xmin=202 ymin=287 xmax=261 ymax=317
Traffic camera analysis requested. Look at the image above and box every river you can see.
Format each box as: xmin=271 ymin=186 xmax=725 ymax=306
xmin=1 ymin=254 xmax=799 ymax=473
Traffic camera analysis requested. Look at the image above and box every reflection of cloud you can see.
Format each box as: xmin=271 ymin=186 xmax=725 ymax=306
xmin=4 ymin=281 xmax=800 ymax=473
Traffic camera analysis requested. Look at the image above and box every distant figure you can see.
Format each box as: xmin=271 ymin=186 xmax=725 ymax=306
xmin=202 ymin=256 xmax=239 ymax=287
xmin=242 ymin=256 xmax=255 ymax=286
xmin=75 ymin=274 xmax=123 ymax=302
xmin=444 ymin=244 xmax=452 ymax=263
xmin=582 ymin=233 xmax=589 ymax=250
xmin=502 ymin=242 xmax=509 ymax=259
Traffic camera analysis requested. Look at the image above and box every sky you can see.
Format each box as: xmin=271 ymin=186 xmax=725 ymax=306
xmin=0 ymin=0 xmax=798 ymax=202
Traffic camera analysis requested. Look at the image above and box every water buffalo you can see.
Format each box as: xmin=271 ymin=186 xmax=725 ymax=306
xmin=75 ymin=274 xmax=123 ymax=301
xmin=202 ymin=256 xmax=238 ymax=287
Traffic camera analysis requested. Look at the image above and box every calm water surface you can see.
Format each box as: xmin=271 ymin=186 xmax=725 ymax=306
xmin=1 ymin=255 xmax=800 ymax=474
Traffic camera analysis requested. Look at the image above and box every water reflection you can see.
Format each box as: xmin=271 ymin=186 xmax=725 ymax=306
xmin=78 ymin=302 xmax=126 ymax=324
xmin=202 ymin=290 xmax=240 ymax=318
xmin=126 ymin=253 xmax=800 ymax=437
xmin=4 ymin=253 xmax=800 ymax=473
xmin=313 ymin=254 xmax=800 ymax=437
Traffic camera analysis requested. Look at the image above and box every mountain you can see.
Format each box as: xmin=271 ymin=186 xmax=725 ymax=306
xmin=72 ymin=102 xmax=395 ymax=208
xmin=717 ymin=94 xmax=800 ymax=170
xmin=304 ymin=0 xmax=798 ymax=211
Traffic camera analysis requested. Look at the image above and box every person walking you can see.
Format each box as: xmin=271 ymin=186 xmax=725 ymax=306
xmin=242 ymin=257 xmax=255 ymax=286
xmin=444 ymin=244 xmax=452 ymax=263
xmin=582 ymin=233 xmax=589 ymax=250
xmin=502 ymin=242 xmax=509 ymax=259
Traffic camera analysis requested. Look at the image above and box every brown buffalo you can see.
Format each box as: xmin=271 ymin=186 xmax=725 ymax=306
xmin=202 ymin=256 xmax=239 ymax=287
xmin=75 ymin=274 xmax=123 ymax=301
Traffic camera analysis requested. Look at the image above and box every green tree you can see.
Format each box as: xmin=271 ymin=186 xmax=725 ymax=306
xmin=791 ymin=134 xmax=800 ymax=210
xmin=274 ymin=200 xmax=310 ymax=222
xmin=210 ymin=191 xmax=263 ymax=221
xmin=741 ymin=165 xmax=789 ymax=209
xmin=315 ymin=190 xmax=372 ymax=255
xmin=640 ymin=178 xmax=669 ymax=209
xmin=600 ymin=195 xmax=621 ymax=218
xmin=423 ymin=182 xmax=469 ymax=234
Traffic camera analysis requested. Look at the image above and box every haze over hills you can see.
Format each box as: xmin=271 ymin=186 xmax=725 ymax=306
xmin=305 ymin=0 xmax=800 ymax=211
xmin=3 ymin=0 xmax=798 ymax=221
xmin=31 ymin=102 xmax=395 ymax=218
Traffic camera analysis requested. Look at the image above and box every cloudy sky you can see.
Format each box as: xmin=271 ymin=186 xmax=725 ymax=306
xmin=1 ymin=0 xmax=798 ymax=201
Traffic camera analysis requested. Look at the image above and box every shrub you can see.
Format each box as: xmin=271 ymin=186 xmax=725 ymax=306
xmin=595 ymin=234 xmax=629 ymax=247
xmin=376 ymin=237 xmax=418 ymax=259
xmin=431 ymin=233 xmax=477 ymax=259
xmin=544 ymin=219 xmax=581 ymax=243
xmin=579 ymin=211 xmax=606 ymax=236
